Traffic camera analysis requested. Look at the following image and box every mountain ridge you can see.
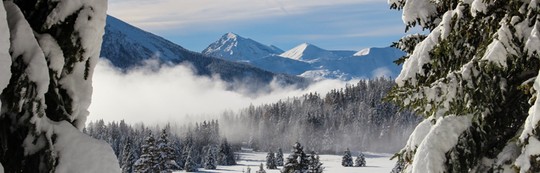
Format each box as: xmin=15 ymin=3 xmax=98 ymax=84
xmin=100 ymin=16 xmax=309 ymax=92
xmin=202 ymin=33 xmax=405 ymax=80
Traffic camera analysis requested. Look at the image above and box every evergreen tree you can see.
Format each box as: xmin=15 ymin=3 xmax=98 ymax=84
xmin=276 ymin=148 xmax=284 ymax=166
xmin=341 ymin=148 xmax=353 ymax=167
xmin=157 ymin=129 xmax=179 ymax=172
xmin=390 ymin=159 xmax=404 ymax=173
xmin=266 ymin=151 xmax=277 ymax=169
xmin=204 ymin=146 xmax=217 ymax=170
xmin=354 ymin=152 xmax=366 ymax=167
xmin=183 ymin=151 xmax=197 ymax=172
xmin=307 ymin=151 xmax=324 ymax=173
xmin=121 ymin=139 xmax=136 ymax=173
xmin=282 ymin=154 xmax=299 ymax=173
xmin=134 ymin=134 xmax=158 ymax=172
xmin=171 ymin=139 xmax=185 ymax=170
xmin=218 ymin=138 xmax=236 ymax=165
xmin=387 ymin=0 xmax=540 ymax=172
xmin=255 ymin=163 xmax=266 ymax=173
xmin=282 ymin=142 xmax=309 ymax=173
xmin=248 ymin=135 xmax=259 ymax=151
xmin=181 ymin=133 xmax=195 ymax=169
xmin=0 ymin=0 xmax=112 ymax=172
xmin=246 ymin=165 xmax=251 ymax=173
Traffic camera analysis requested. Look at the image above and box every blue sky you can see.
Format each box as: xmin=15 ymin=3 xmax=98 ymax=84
xmin=108 ymin=0 xmax=409 ymax=52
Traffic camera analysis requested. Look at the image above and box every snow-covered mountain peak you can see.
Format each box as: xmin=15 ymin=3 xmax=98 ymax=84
xmin=354 ymin=48 xmax=371 ymax=56
xmin=225 ymin=32 xmax=238 ymax=39
xmin=353 ymin=47 xmax=404 ymax=58
xmin=280 ymin=42 xmax=338 ymax=61
xmin=202 ymin=33 xmax=284 ymax=61
xmin=294 ymin=42 xmax=320 ymax=52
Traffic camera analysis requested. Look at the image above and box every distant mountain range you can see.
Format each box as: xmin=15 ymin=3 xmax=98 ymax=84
xmin=100 ymin=16 xmax=308 ymax=92
xmin=202 ymin=33 xmax=405 ymax=80
xmin=100 ymin=15 xmax=403 ymax=88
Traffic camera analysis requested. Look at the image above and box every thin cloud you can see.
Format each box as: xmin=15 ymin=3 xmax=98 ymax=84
xmin=276 ymin=26 xmax=404 ymax=41
xmin=264 ymin=0 xmax=289 ymax=14
xmin=108 ymin=0 xmax=378 ymax=31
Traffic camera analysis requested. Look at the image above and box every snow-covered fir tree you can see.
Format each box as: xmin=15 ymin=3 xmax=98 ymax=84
xmin=183 ymin=151 xmax=197 ymax=172
xmin=171 ymin=139 xmax=185 ymax=170
xmin=276 ymin=148 xmax=284 ymax=166
xmin=341 ymin=148 xmax=353 ymax=167
xmin=266 ymin=151 xmax=277 ymax=169
xmin=121 ymin=139 xmax=136 ymax=173
xmin=248 ymin=135 xmax=260 ymax=151
xmin=390 ymin=159 xmax=405 ymax=173
xmin=204 ymin=146 xmax=217 ymax=170
xmin=181 ymin=133 xmax=194 ymax=169
xmin=282 ymin=142 xmax=309 ymax=173
xmin=157 ymin=129 xmax=179 ymax=172
xmin=354 ymin=152 xmax=366 ymax=167
xmin=307 ymin=151 xmax=324 ymax=173
xmin=134 ymin=134 xmax=158 ymax=172
xmin=282 ymin=154 xmax=299 ymax=173
xmin=218 ymin=138 xmax=236 ymax=165
xmin=387 ymin=0 xmax=540 ymax=172
xmin=0 ymin=0 xmax=117 ymax=172
xmin=255 ymin=163 xmax=266 ymax=173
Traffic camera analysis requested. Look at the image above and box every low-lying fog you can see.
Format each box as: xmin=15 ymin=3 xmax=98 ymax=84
xmin=88 ymin=59 xmax=359 ymax=124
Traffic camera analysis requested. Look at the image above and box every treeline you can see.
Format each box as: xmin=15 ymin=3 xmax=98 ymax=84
xmin=85 ymin=77 xmax=420 ymax=172
xmin=220 ymin=78 xmax=421 ymax=153
xmin=84 ymin=120 xmax=236 ymax=172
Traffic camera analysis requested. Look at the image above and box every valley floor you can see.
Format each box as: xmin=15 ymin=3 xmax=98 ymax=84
xmin=176 ymin=151 xmax=395 ymax=173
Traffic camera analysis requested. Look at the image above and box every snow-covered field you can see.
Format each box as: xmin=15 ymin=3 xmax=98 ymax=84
xmin=182 ymin=151 xmax=395 ymax=173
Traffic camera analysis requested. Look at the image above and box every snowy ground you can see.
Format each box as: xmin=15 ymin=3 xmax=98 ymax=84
xmin=177 ymin=151 xmax=395 ymax=173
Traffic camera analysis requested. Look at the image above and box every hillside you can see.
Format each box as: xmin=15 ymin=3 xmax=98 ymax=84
xmin=100 ymin=16 xmax=308 ymax=91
